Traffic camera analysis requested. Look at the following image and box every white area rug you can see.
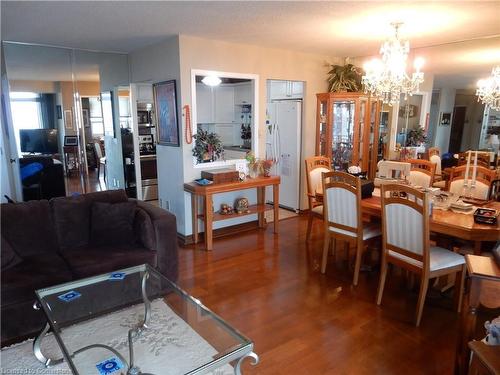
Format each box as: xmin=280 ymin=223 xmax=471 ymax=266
xmin=1 ymin=299 xmax=233 ymax=375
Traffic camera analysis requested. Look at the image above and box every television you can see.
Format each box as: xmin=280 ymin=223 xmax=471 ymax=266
xmin=20 ymin=129 xmax=59 ymax=154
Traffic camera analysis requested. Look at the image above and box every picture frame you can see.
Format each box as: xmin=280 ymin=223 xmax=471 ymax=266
xmin=82 ymin=109 xmax=90 ymax=128
xmin=440 ymin=112 xmax=451 ymax=126
xmin=64 ymin=110 xmax=73 ymax=129
xmin=154 ymin=80 xmax=179 ymax=146
xmin=64 ymin=135 xmax=78 ymax=147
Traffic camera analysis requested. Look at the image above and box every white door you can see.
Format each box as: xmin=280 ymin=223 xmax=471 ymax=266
xmin=266 ymin=100 xmax=302 ymax=211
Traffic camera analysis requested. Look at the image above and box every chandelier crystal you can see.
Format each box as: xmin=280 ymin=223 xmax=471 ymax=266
xmin=476 ymin=66 xmax=500 ymax=111
xmin=362 ymin=22 xmax=424 ymax=105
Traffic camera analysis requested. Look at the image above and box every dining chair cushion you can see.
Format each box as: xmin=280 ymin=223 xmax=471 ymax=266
xmin=326 ymin=187 xmax=357 ymax=229
xmin=309 ymin=167 xmax=330 ymax=195
xmin=409 ymin=170 xmax=432 ymax=188
xmin=385 ymin=203 xmax=424 ymax=256
xmin=430 ymin=154 xmax=442 ymax=175
xmin=388 ymin=246 xmax=465 ymax=271
xmin=432 ymin=180 xmax=446 ymax=189
xmin=329 ymin=223 xmax=381 ymax=240
xmin=311 ymin=205 xmax=323 ymax=216
xmin=449 ymin=180 xmax=490 ymax=200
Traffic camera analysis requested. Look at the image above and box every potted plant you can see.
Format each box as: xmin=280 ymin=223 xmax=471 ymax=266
xmin=406 ymin=127 xmax=427 ymax=147
xmin=192 ymin=129 xmax=224 ymax=163
xmin=327 ymin=63 xmax=363 ymax=92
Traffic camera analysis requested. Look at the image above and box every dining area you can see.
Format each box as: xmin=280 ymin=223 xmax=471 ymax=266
xmin=305 ymin=151 xmax=500 ymax=374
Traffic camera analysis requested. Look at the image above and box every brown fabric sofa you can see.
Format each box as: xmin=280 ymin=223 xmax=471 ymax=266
xmin=1 ymin=189 xmax=178 ymax=345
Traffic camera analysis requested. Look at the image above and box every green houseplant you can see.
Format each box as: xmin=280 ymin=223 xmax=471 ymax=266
xmin=406 ymin=127 xmax=427 ymax=147
xmin=327 ymin=63 xmax=363 ymax=92
xmin=192 ymin=129 xmax=224 ymax=163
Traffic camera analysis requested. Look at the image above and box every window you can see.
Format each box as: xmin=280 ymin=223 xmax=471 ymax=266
xmin=88 ymin=97 xmax=104 ymax=137
xmin=10 ymin=92 xmax=43 ymax=154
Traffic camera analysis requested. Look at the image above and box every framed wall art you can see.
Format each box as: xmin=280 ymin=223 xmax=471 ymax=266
xmin=154 ymin=80 xmax=179 ymax=146
xmin=440 ymin=112 xmax=451 ymax=126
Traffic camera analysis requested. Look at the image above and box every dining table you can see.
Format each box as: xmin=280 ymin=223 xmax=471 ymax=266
xmin=316 ymin=188 xmax=500 ymax=255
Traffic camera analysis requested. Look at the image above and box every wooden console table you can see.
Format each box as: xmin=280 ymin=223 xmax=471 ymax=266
xmin=184 ymin=176 xmax=281 ymax=251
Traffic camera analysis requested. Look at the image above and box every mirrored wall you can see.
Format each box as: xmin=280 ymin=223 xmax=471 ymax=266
xmin=2 ymin=42 xmax=130 ymax=201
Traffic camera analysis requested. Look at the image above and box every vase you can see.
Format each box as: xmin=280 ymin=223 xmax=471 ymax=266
xmin=263 ymin=166 xmax=271 ymax=177
xmin=248 ymin=163 xmax=259 ymax=178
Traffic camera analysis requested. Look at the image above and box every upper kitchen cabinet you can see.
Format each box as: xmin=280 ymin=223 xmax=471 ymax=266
xmin=214 ymin=85 xmax=235 ymax=123
xmin=268 ymin=80 xmax=304 ymax=100
xmin=196 ymin=83 xmax=215 ymax=123
xmin=234 ymin=82 xmax=253 ymax=104
xmin=136 ymin=83 xmax=153 ymax=103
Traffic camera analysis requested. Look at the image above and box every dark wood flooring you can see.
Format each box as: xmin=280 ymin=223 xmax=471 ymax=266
xmin=180 ymin=216 xmax=460 ymax=375
xmin=65 ymin=169 xmax=104 ymax=196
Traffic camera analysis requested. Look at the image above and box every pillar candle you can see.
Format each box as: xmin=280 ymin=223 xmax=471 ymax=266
xmin=471 ymin=151 xmax=478 ymax=186
xmin=464 ymin=151 xmax=471 ymax=186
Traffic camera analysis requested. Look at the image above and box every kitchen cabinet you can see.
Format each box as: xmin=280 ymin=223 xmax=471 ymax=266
xmin=268 ymin=80 xmax=304 ymax=100
xmin=136 ymin=84 xmax=153 ymax=103
xmin=196 ymin=83 xmax=215 ymax=123
xmin=214 ymin=86 xmax=235 ymax=123
xmin=316 ymin=92 xmax=381 ymax=178
xmin=234 ymin=82 xmax=252 ymax=105
xmin=214 ymin=124 xmax=233 ymax=145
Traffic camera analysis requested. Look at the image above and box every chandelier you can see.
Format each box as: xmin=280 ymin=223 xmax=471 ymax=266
xmin=476 ymin=66 xmax=500 ymax=111
xmin=362 ymin=22 xmax=424 ymax=105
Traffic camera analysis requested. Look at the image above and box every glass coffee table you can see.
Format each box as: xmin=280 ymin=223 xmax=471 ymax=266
xmin=33 ymin=264 xmax=258 ymax=375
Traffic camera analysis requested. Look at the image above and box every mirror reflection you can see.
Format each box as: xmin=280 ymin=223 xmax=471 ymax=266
xmin=194 ymin=74 xmax=255 ymax=163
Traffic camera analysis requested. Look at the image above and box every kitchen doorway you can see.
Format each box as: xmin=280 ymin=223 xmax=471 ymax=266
xmin=449 ymin=106 xmax=466 ymax=153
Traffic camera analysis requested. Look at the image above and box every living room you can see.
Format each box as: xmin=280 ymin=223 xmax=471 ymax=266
xmin=1 ymin=2 xmax=499 ymax=374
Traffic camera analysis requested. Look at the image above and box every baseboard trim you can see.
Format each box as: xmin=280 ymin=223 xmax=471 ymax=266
xmin=178 ymin=220 xmax=261 ymax=247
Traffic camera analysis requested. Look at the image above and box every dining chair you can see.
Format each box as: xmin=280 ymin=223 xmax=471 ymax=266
xmin=305 ymin=156 xmax=331 ymax=241
xmin=429 ymin=153 xmax=446 ymax=189
xmin=457 ymin=152 xmax=491 ymax=169
xmin=448 ymin=165 xmax=496 ymax=200
xmin=321 ymin=171 xmax=381 ymax=286
xmin=376 ymin=184 xmax=466 ymax=327
xmin=94 ymin=142 xmax=106 ymax=181
xmin=428 ymin=147 xmax=440 ymax=158
xmin=377 ymin=160 xmax=411 ymax=180
xmin=407 ymin=159 xmax=436 ymax=188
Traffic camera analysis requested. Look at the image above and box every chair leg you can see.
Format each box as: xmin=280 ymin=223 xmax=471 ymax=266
xmin=353 ymin=241 xmax=363 ymax=286
xmin=321 ymin=233 xmax=330 ymax=274
xmin=306 ymin=214 xmax=314 ymax=241
xmin=454 ymin=265 xmax=466 ymax=313
xmin=97 ymin=164 xmax=100 ymax=180
xmin=376 ymin=259 xmax=388 ymax=305
xmin=415 ymin=276 xmax=430 ymax=327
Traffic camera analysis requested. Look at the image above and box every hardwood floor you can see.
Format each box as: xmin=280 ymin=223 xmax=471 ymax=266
xmin=65 ymin=169 xmax=105 ymax=196
xmin=180 ymin=216 xmax=460 ymax=374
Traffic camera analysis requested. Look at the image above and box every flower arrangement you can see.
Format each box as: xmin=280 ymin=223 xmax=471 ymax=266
xmin=245 ymin=152 xmax=274 ymax=177
xmin=192 ymin=129 xmax=224 ymax=163
xmin=406 ymin=127 xmax=427 ymax=147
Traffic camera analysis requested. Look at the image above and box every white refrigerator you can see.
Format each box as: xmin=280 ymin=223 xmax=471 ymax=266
xmin=265 ymin=100 xmax=302 ymax=211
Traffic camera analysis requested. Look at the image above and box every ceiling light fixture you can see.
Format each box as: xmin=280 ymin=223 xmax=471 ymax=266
xmin=476 ymin=66 xmax=500 ymax=111
xmin=362 ymin=22 xmax=424 ymax=106
xmin=201 ymin=75 xmax=222 ymax=87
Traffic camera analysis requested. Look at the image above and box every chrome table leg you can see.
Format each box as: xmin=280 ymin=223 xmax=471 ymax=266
xmin=234 ymin=352 xmax=259 ymax=375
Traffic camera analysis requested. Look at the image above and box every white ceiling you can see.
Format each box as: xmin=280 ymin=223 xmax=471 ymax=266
xmin=2 ymin=1 xmax=500 ymax=88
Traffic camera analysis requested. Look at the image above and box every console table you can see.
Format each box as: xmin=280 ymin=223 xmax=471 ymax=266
xmin=184 ymin=176 xmax=280 ymax=250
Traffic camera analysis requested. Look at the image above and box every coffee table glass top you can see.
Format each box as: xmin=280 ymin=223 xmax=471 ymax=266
xmin=35 ymin=264 xmax=255 ymax=375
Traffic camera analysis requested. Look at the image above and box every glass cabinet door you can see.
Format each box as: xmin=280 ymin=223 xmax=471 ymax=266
xmin=318 ymin=99 xmax=328 ymax=156
xmin=331 ymin=100 xmax=355 ymax=171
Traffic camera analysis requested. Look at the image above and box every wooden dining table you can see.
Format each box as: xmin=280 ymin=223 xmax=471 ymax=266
xmin=316 ymin=187 xmax=499 ymax=254
xmin=361 ymin=196 xmax=500 ymax=254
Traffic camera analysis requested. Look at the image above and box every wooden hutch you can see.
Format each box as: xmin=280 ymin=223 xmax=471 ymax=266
xmin=316 ymin=92 xmax=382 ymax=178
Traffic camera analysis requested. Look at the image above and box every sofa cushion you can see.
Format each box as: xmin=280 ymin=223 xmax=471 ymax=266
xmin=51 ymin=189 xmax=129 ymax=251
xmin=134 ymin=207 xmax=155 ymax=250
xmin=1 ymin=200 xmax=59 ymax=257
xmin=1 ymin=254 xmax=73 ymax=307
xmin=90 ymin=201 xmax=137 ymax=246
xmin=61 ymin=245 xmax=157 ymax=279
xmin=1 ymin=237 xmax=22 ymax=271
xmin=51 ymin=197 xmax=90 ymax=250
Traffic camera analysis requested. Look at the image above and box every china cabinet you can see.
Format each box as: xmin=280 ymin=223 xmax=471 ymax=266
xmin=315 ymin=92 xmax=382 ymax=178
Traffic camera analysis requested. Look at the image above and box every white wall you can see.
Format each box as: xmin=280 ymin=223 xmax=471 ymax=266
xmin=129 ymin=36 xmax=185 ymax=232
xmin=177 ymin=35 xmax=340 ymax=236
xmin=433 ymin=87 xmax=456 ymax=153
